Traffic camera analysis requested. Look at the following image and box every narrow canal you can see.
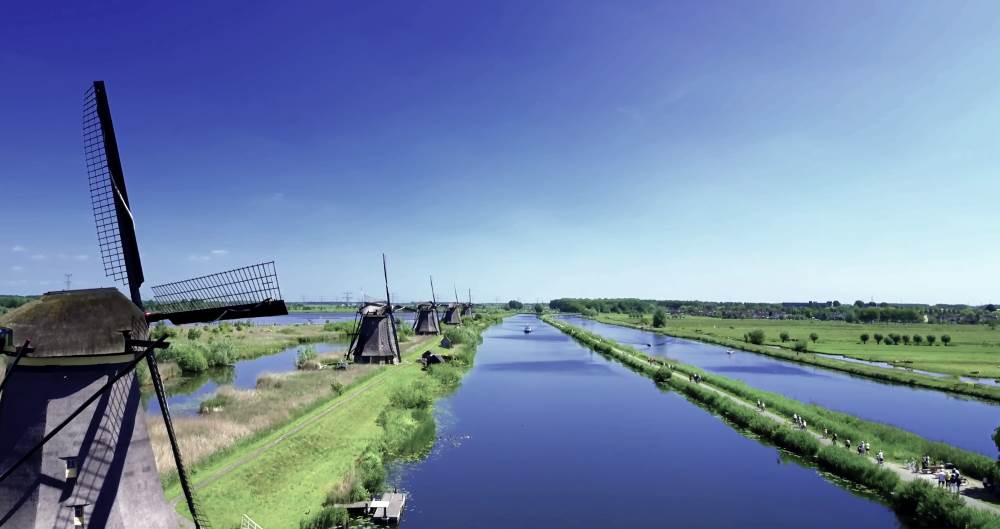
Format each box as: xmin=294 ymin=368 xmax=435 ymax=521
xmin=146 ymin=342 xmax=346 ymax=416
xmin=557 ymin=315 xmax=1000 ymax=456
xmin=391 ymin=315 xmax=908 ymax=528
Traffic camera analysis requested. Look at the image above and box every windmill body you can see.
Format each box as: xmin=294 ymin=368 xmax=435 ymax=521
xmin=349 ymin=303 xmax=401 ymax=364
xmin=0 ymin=289 xmax=175 ymax=529
xmin=442 ymin=304 xmax=462 ymax=325
xmin=412 ymin=303 xmax=440 ymax=335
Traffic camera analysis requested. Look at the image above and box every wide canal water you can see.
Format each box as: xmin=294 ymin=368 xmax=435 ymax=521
xmin=390 ymin=315 xmax=908 ymax=528
xmin=557 ymin=315 xmax=1000 ymax=456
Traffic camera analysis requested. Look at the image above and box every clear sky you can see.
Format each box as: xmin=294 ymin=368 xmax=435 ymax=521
xmin=2 ymin=1 xmax=999 ymax=305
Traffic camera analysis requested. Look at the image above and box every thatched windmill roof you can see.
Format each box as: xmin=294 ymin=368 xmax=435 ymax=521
xmin=0 ymin=288 xmax=146 ymax=358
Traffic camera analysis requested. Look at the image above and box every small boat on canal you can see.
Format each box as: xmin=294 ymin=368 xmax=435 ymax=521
xmin=524 ymin=326 xmax=533 ymax=334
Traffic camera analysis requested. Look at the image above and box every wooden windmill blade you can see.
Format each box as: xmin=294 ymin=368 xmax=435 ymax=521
xmin=383 ymin=254 xmax=402 ymax=363
xmin=82 ymin=81 xmax=210 ymax=529
xmin=83 ymin=81 xmax=145 ymax=308
xmin=146 ymin=262 xmax=288 ymax=324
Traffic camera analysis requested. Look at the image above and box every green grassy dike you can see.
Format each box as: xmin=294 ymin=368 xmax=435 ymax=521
xmin=593 ymin=314 xmax=1000 ymax=404
xmin=168 ymin=313 xmax=505 ymax=529
xmin=543 ymin=316 xmax=1000 ymax=529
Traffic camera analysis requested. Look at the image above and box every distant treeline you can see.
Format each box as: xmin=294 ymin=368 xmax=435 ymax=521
xmin=0 ymin=295 xmax=33 ymax=315
xmin=549 ymin=298 xmax=999 ymax=325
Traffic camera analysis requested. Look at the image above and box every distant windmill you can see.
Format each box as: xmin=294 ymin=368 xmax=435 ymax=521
xmin=346 ymin=254 xmax=402 ymax=364
xmin=442 ymin=284 xmax=463 ymax=325
xmin=462 ymin=288 xmax=473 ymax=318
xmin=0 ymin=81 xmax=288 ymax=529
xmin=412 ymin=276 xmax=441 ymax=335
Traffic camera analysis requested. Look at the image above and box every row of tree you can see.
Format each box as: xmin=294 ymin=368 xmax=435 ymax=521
xmin=860 ymin=333 xmax=951 ymax=346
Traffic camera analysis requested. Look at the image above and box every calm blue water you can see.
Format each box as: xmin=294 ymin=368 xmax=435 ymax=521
xmin=233 ymin=311 xmax=416 ymax=326
xmin=556 ymin=315 xmax=1000 ymax=456
xmin=146 ymin=342 xmax=345 ymax=417
xmin=390 ymin=315 xmax=907 ymax=529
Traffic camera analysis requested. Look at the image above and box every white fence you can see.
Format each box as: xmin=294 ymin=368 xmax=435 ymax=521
xmin=241 ymin=514 xmax=264 ymax=529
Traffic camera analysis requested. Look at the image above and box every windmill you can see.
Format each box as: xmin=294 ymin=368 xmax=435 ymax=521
xmin=462 ymin=288 xmax=474 ymax=318
xmin=441 ymin=284 xmax=463 ymax=326
xmin=345 ymin=254 xmax=402 ymax=364
xmin=0 ymin=81 xmax=288 ymax=529
xmin=412 ymin=276 xmax=441 ymax=335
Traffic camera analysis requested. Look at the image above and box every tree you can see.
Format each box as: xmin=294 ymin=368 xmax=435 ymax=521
xmin=941 ymin=334 xmax=951 ymax=346
xmin=884 ymin=336 xmax=894 ymax=345
xmin=901 ymin=335 xmax=910 ymax=345
xmin=912 ymin=334 xmax=923 ymax=345
xmin=507 ymin=300 xmax=523 ymax=310
xmin=926 ymin=335 xmax=936 ymax=346
xmin=993 ymin=425 xmax=1000 ymax=456
xmin=747 ymin=329 xmax=766 ymax=345
xmin=652 ymin=308 xmax=667 ymax=328
xmin=860 ymin=333 xmax=869 ymax=344
xmin=793 ymin=341 xmax=808 ymax=352
xmin=780 ymin=331 xmax=790 ymax=342
xmin=874 ymin=333 xmax=884 ymax=345
xmin=833 ymin=300 xmax=841 ymax=307
xmin=809 ymin=332 xmax=819 ymax=343
xmin=987 ymin=304 xmax=997 ymax=313
xmin=854 ymin=300 xmax=865 ymax=308
xmin=533 ymin=303 xmax=544 ymax=315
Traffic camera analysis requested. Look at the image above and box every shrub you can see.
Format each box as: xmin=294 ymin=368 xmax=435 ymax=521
xmin=296 ymin=345 xmax=317 ymax=369
xmin=186 ymin=327 xmax=203 ymax=341
xmin=780 ymin=331 xmax=790 ymax=342
xmin=298 ymin=506 xmax=349 ymax=529
xmin=941 ymin=334 xmax=951 ymax=346
xmin=746 ymin=329 xmax=766 ymax=345
xmin=809 ymin=332 xmax=819 ymax=343
xmin=330 ymin=381 xmax=345 ymax=395
xmin=198 ymin=393 xmax=232 ymax=414
xmin=793 ymin=341 xmax=807 ymax=352
xmin=165 ymin=342 xmax=209 ymax=372
xmin=860 ymin=333 xmax=869 ymax=344
xmin=256 ymin=374 xmax=284 ymax=389
xmin=653 ymin=367 xmax=672 ymax=383
xmin=884 ymin=337 xmax=895 ymax=346
xmin=390 ymin=380 xmax=434 ymax=409
xmin=874 ymin=333 xmax=884 ymax=344
xmin=913 ymin=334 xmax=923 ymax=345
xmin=443 ymin=326 xmax=479 ymax=345
xmin=204 ymin=339 xmax=234 ymax=367
xmin=926 ymin=335 xmax=936 ymax=346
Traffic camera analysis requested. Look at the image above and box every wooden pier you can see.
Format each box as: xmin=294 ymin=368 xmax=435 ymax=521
xmin=338 ymin=492 xmax=407 ymax=524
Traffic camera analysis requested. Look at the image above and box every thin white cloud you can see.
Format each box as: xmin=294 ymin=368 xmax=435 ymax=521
xmin=10 ymin=265 xmax=23 ymax=272
xmin=187 ymin=254 xmax=212 ymax=262
xmin=210 ymin=249 xmax=229 ymax=256
xmin=74 ymin=254 xmax=88 ymax=261
xmin=29 ymin=254 xmax=46 ymax=261
xmin=11 ymin=245 xmax=25 ymax=253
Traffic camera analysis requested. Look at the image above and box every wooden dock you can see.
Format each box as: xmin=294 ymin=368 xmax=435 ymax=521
xmin=336 ymin=492 xmax=407 ymax=524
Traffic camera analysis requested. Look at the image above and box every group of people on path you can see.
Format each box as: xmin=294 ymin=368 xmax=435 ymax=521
xmin=755 ymin=399 xmax=766 ymax=411
xmin=937 ymin=468 xmax=964 ymax=492
xmin=792 ymin=413 xmax=807 ymax=430
xmin=688 ymin=373 xmax=703 ymax=383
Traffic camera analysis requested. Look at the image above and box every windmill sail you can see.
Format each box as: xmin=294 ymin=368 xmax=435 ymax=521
xmin=83 ymin=81 xmax=145 ymax=307
xmin=148 ymin=262 xmax=288 ymax=324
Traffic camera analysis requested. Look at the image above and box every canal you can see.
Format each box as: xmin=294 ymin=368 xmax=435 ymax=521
xmin=556 ymin=315 xmax=1000 ymax=456
xmin=390 ymin=315 xmax=908 ymax=528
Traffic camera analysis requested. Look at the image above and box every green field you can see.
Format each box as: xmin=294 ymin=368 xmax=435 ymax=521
xmin=164 ymin=315 xmax=502 ymax=528
xmin=602 ymin=313 xmax=1000 ymax=379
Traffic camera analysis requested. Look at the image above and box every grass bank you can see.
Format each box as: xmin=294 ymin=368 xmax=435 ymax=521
xmin=544 ymin=316 xmax=1000 ymax=529
xmin=167 ymin=312 xmax=505 ymax=528
xmin=591 ymin=313 xmax=1000 ymax=404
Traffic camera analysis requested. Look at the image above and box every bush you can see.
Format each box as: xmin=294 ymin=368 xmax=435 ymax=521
xmin=299 ymin=506 xmax=349 ymax=529
xmin=809 ymin=332 xmax=819 ymax=343
xmin=186 ymin=327 xmax=203 ymax=341
xmin=746 ymin=329 xmax=766 ymax=345
xmin=941 ymin=334 xmax=952 ymax=346
xmin=443 ymin=326 xmax=479 ymax=346
xmin=792 ymin=341 xmax=808 ymax=352
xmin=165 ymin=342 xmax=209 ymax=372
xmin=198 ymin=393 xmax=233 ymax=414
xmin=256 ymin=374 xmax=284 ymax=389
xmin=860 ymin=333 xmax=869 ymax=344
xmin=390 ymin=380 xmax=434 ymax=409
xmin=330 ymin=381 xmax=345 ymax=395
xmin=780 ymin=331 xmax=790 ymax=342
xmin=653 ymin=367 xmax=672 ymax=383
xmin=204 ymin=339 xmax=234 ymax=367
xmin=913 ymin=334 xmax=923 ymax=345
xmin=296 ymin=346 xmax=317 ymax=369
xmin=926 ymin=335 xmax=936 ymax=346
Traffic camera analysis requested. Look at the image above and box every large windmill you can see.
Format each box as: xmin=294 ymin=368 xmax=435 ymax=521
xmin=346 ymin=255 xmax=402 ymax=364
xmin=0 ymin=81 xmax=288 ymax=529
xmin=412 ymin=276 xmax=441 ymax=335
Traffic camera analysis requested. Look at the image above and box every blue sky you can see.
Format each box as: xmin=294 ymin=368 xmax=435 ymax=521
xmin=2 ymin=1 xmax=999 ymax=304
